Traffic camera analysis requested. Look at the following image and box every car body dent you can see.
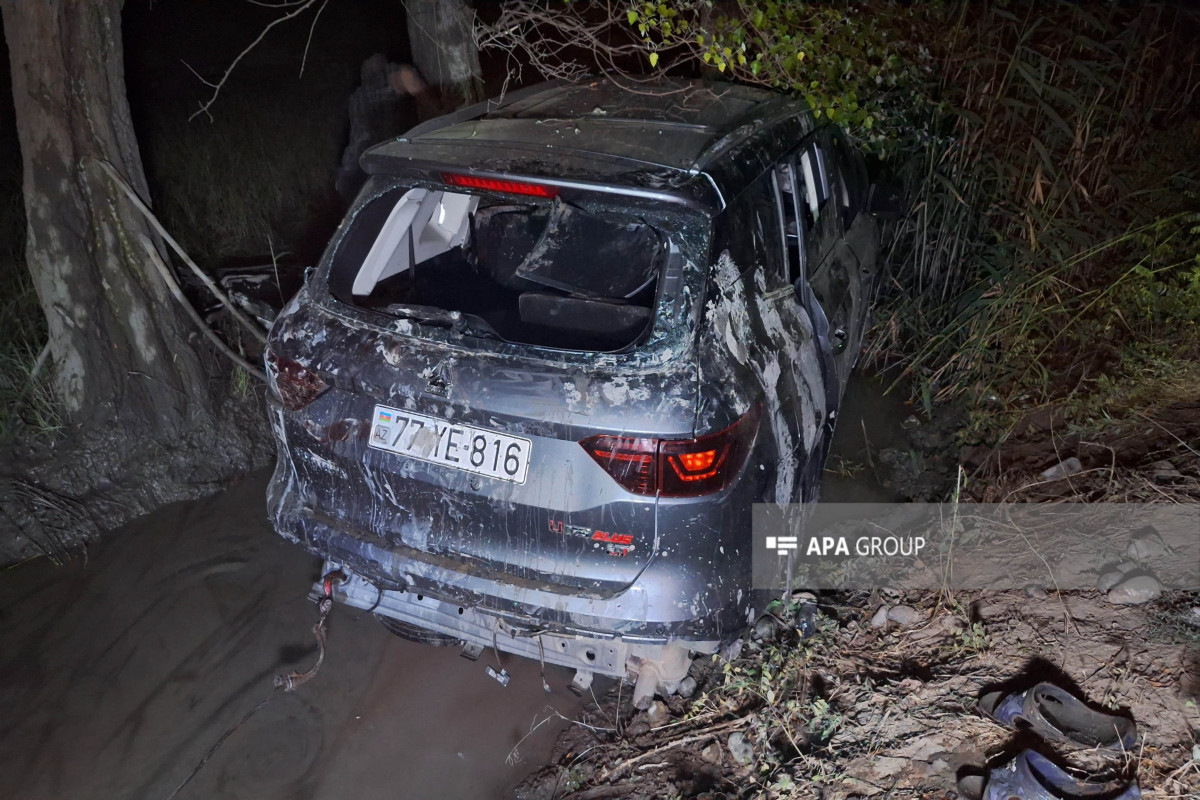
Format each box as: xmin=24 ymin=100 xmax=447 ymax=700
xmin=265 ymin=78 xmax=879 ymax=698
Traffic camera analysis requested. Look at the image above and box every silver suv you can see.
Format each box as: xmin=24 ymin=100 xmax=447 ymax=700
xmin=264 ymin=78 xmax=880 ymax=704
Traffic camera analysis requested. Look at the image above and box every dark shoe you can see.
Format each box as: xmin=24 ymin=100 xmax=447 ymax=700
xmin=979 ymin=683 xmax=1136 ymax=749
xmin=959 ymin=749 xmax=1140 ymax=799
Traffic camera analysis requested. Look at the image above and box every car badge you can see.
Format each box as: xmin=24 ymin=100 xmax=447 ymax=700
xmin=425 ymin=369 xmax=450 ymax=397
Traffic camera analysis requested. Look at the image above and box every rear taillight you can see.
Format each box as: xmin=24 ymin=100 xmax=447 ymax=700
xmin=441 ymin=173 xmax=559 ymax=198
xmin=580 ymin=405 xmax=761 ymax=497
xmin=265 ymin=350 xmax=328 ymax=411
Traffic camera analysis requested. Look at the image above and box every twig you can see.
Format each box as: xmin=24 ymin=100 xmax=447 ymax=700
xmin=94 ymin=159 xmax=268 ymax=345
xmin=596 ymin=717 xmax=747 ymax=784
xmin=185 ymin=0 xmax=322 ymax=121
xmin=139 ymin=235 xmax=268 ymax=383
xmin=298 ymin=0 xmax=329 ymax=77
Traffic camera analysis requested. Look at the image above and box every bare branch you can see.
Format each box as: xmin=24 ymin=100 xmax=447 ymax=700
xmin=187 ymin=0 xmax=322 ymax=121
xmin=139 ymin=234 xmax=268 ymax=384
xmin=94 ymin=159 xmax=268 ymax=346
xmin=299 ymin=0 xmax=329 ymax=78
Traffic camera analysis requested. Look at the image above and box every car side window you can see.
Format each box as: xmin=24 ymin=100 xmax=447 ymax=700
xmin=772 ymin=163 xmax=805 ymax=288
xmin=826 ymin=128 xmax=867 ymax=228
xmin=773 ymin=139 xmax=833 ymax=289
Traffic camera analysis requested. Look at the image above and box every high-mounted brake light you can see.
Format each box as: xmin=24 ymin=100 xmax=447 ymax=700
xmin=441 ymin=172 xmax=559 ymax=198
xmin=579 ymin=405 xmax=761 ymax=497
xmin=265 ymin=350 xmax=328 ymax=412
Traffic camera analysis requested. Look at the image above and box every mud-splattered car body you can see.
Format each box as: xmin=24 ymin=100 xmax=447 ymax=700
xmin=265 ymin=78 xmax=879 ymax=701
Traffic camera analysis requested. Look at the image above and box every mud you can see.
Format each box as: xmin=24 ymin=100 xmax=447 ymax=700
xmin=0 ymin=472 xmax=581 ymax=800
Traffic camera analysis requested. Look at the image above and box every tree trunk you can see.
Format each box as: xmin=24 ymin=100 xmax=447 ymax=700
xmin=406 ymin=0 xmax=483 ymax=109
xmin=1 ymin=0 xmax=217 ymax=435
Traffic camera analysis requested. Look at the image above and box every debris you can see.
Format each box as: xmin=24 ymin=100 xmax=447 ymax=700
xmin=870 ymin=605 xmax=890 ymax=629
xmin=979 ymin=682 xmax=1136 ymax=749
xmin=726 ymin=731 xmax=754 ymax=765
xmin=486 ymin=666 xmax=511 ymax=686
xmin=887 ymin=604 xmax=925 ymax=628
xmin=1107 ymin=574 xmax=1163 ymax=606
xmin=1040 ymin=456 xmax=1082 ymax=481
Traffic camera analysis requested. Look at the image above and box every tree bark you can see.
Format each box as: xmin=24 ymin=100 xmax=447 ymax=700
xmin=406 ymin=0 xmax=484 ymax=109
xmin=1 ymin=0 xmax=218 ymax=435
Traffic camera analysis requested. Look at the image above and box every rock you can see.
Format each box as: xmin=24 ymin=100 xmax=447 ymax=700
xmin=1040 ymin=457 xmax=1082 ymax=481
xmin=910 ymin=614 xmax=965 ymax=643
xmin=754 ymin=615 xmax=780 ymax=641
xmin=719 ymin=638 xmax=743 ymax=663
xmin=677 ymin=676 xmax=698 ymax=699
xmin=870 ymin=605 xmax=891 ymax=629
xmin=1024 ymin=584 xmax=1048 ymax=599
xmin=887 ymin=605 xmax=925 ymax=628
xmin=1152 ymin=460 xmax=1182 ymax=484
xmin=1114 ymin=561 xmax=1139 ymax=574
xmin=645 ymin=700 xmax=670 ymax=727
xmin=1126 ymin=531 xmax=1168 ymax=561
xmin=727 ymin=731 xmax=754 ymax=765
xmin=1097 ymin=571 xmax=1125 ymax=593
xmin=700 ymin=742 xmax=723 ymax=764
xmin=1107 ymin=575 xmax=1163 ymax=606
xmin=625 ymin=719 xmax=650 ymax=737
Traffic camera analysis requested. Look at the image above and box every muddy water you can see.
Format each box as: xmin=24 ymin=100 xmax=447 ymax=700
xmin=821 ymin=375 xmax=912 ymax=502
xmin=0 ymin=376 xmax=912 ymax=800
xmin=0 ymin=473 xmax=580 ymax=800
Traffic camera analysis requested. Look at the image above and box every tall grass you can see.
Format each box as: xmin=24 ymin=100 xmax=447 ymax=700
xmin=138 ymin=69 xmax=353 ymax=267
xmin=875 ymin=2 xmax=1200 ymax=436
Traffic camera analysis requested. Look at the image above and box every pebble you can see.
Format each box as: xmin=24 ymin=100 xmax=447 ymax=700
xmin=870 ymin=605 xmax=891 ymax=629
xmin=1097 ymin=571 xmax=1126 ymax=593
xmin=700 ymin=742 xmax=723 ymax=764
xmin=1107 ymin=574 xmax=1163 ymax=605
xmin=645 ymin=700 xmax=670 ymax=727
xmin=1126 ymin=532 xmax=1167 ymax=561
xmin=1024 ymin=584 xmax=1048 ymax=599
xmin=677 ymin=676 xmax=698 ymax=699
xmin=727 ymin=731 xmax=755 ymax=765
xmin=887 ymin=605 xmax=925 ymax=628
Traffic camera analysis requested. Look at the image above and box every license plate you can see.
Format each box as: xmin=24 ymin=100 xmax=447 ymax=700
xmin=368 ymin=405 xmax=532 ymax=484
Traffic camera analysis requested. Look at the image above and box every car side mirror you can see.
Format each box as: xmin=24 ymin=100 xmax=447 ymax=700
xmin=868 ymin=181 xmax=904 ymax=220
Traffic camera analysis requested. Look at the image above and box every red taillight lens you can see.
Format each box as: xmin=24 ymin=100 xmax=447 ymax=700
xmin=578 ymin=435 xmax=658 ymax=495
xmin=265 ymin=350 xmax=328 ymax=411
xmin=441 ymin=172 xmax=559 ymax=198
xmin=579 ymin=405 xmax=761 ymax=498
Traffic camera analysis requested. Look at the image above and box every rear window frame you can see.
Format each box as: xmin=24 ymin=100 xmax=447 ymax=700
xmin=321 ymin=173 xmax=709 ymax=359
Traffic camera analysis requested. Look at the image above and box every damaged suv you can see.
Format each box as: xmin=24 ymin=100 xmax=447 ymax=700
xmin=265 ymin=78 xmax=880 ymax=703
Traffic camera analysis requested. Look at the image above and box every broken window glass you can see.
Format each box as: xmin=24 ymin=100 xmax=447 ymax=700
xmin=330 ymin=186 xmax=667 ymax=352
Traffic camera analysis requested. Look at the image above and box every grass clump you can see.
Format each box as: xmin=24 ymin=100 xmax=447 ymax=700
xmin=874 ymin=3 xmax=1200 ymax=443
xmin=138 ymin=70 xmax=352 ymax=267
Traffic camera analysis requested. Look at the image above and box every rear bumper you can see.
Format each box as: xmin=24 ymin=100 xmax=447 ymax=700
xmin=323 ymin=563 xmax=716 ymax=680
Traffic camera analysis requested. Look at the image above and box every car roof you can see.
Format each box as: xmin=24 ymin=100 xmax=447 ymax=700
xmin=361 ymin=78 xmax=815 ymax=212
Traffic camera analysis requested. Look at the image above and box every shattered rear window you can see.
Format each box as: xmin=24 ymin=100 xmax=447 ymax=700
xmin=329 ymin=185 xmax=668 ymax=351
